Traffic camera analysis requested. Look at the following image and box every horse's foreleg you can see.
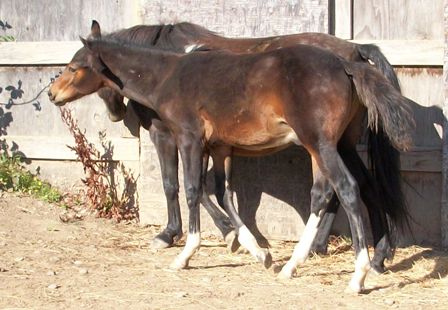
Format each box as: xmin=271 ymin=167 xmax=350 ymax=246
xmin=97 ymin=88 xmax=127 ymax=122
xmin=212 ymin=147 xmax=272 ymax=268
xmin=170 ymin=136 xmax=203 ymax=270
xmin=199 ymin=153 xmax=239 ymax=252
xmin=149 ymin=126 xmax=183 ymax=249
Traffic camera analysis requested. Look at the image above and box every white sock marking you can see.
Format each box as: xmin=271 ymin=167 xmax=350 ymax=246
xmin=238 ymin=225 xmax=261 ymax=255
xmin=172 ymin=232 xmax=200 ymax=269
xmin=348 ymin=247 xmax=371 ymax=293
xmin=280 ymin=212 xmax=322 ymax=277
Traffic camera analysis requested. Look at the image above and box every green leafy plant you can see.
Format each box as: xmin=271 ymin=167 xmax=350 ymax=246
xmin=0 ymin=35 xmax=14 ymax=42
xmin=0 ymin=141 xmax=62 ymax=202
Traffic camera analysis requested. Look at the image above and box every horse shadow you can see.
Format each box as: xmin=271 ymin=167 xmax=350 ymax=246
xmin=389 ymin=248 xmax=448 ymax=287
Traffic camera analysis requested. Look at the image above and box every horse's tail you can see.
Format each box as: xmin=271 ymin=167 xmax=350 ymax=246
xmin=355 ymin=44 xmax=408 ymax=241
xmin=344 ymin=61 xmax=415 ymax=231
xmin=357 ymin=44 xmax=401 ymax=92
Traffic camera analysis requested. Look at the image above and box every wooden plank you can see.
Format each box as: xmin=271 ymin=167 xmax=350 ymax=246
xmin=0 ymin=41 xmax=82 ymax=65
xmin=138 ymin=0 xmax=328 ymax=37
xmin=353 ymin=0 xmax=443 ymax=40
xmin=0 ymin=0 xmax=137 ymax=41
xmin=2 ymin=136 xmax=139 ymax=161
xmin=0 ymin=39 xmax=444 ymax=66
xmin=334 ymin=0 xmax=352 ymax=39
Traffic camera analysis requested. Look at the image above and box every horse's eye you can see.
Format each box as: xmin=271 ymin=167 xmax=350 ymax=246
xmin=68 ymin=67 xmax=77 ymax=73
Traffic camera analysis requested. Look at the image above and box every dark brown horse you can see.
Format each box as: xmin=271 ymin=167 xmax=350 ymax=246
xmin=49 ymin=22 xmax=414 ymax=292
xmin=49 ymin=22 xmax=405 ymax=274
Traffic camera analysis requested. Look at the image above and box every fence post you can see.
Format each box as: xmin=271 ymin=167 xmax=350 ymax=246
xmin=442 ymin=0 xmax=448 ymax=248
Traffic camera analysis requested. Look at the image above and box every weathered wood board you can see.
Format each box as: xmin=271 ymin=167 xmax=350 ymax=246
xmin=139 ymin=0 xmax=328 ymax=37
xmin=0 ymin=0 xmax=139 ymax=41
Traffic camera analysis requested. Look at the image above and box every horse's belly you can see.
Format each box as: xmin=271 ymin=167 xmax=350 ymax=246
xmin=227 ymin=122 xmax=302 ymax=151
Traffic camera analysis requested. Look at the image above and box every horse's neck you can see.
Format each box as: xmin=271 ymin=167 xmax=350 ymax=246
xmin=100 ymin=48 xmax=178 ymax=106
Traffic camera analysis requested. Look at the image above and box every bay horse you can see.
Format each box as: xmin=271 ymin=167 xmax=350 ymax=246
xmin=49 ymin=22 xmax=415 ymax=292
xmin=50 ymin=21 xmax=405 ymax=274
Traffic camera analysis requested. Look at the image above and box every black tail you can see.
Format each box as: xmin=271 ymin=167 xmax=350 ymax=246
xmin=344 ymin=60 xmax=415 ymax=234
xmin=356 ymin=44 xmax=410 ymax=239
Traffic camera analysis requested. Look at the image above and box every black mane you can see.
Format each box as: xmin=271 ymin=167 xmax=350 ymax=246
xmin=101 ymin=22 xmax=219 ymax=52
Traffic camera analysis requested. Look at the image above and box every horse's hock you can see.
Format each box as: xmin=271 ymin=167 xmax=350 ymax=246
xmin=0 ymin=0 xmax=446 ymax=248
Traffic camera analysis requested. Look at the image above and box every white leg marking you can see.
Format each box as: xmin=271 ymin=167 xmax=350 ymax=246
xmin=279 ymin=212 xmax=322 ymax=279
xmin=238 ymin=225 xmax=271 ymax=267
xmin=348 ymin=247 xmax=371 ymax=293
xmin=170 ymin=232 xmax=201 ymax=270
xmin=238 ymin=225 xmax=260 ymax=255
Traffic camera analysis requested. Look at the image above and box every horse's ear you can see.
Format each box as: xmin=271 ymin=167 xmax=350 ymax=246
xmin=91 ymin=20 xmax=101 ymax=39
xmin=80 ymin=36 xmax=93 ymax=51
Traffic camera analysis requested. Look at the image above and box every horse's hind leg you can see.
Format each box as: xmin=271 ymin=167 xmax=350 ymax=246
xmin=310 ymin=195 xmax=339 ymax=254
xmin=311 ymin=157 xmax=339 ymax=254
xmin=200 ymin=153 xmax=239 ymax=252
xmin=212 ymin=147 xmax=272 ymax=268
xmin=282 ymin=146 xmax=371 ymax=293
xmin=338 ymin=146 xmax=392 ymax=273
xmin=312 ymin=145 xmax=393 ymax=272
xmin=317 ymin=146 xmax=371 ymax=293
xmin=279 ymin=156 xmax=334 ymax=278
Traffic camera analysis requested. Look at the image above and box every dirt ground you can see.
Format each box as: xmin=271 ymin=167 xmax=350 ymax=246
xmin=1 ymin=192 xmax=447 ymax=309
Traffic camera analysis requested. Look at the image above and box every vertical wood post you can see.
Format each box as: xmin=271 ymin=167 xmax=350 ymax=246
xmin=333 ymin=0 xmax=353 ymax=39
xmin=442 ymin=0 xmax=448 ymax=248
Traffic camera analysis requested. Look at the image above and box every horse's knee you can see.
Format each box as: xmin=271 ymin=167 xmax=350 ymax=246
xmin=310 ymin=183 xmax=333 ymax=214
xmin=337 ymin=180 xmax=360 ymax=208
xmin=185 ymin=185 xmax=201 ymax=207
xmin=163 ymin=182 xmax=179 ymax=201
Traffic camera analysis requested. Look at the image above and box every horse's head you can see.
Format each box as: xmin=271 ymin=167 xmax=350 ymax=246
xmin=48 ymin=46 xmax=105 ymax=106
xmin=48 ymin=21 xmax=126 ymax=121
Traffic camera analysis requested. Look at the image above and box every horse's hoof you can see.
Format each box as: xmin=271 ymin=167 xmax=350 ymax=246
xmin=370 ymin=262 xmax=386 ymax=275
xmin=151 ymin=237 xmax=171 ymax=249
xmin=310 ymin=244 xmax=328 ymax=255
xmin=256 ymin=248 xmax=272 ymax=269
xmin=224 ymin=230 xmax=240 ymax=253
xmin=169 ymin=257 xmax=188 ymax=270
xmin=345 ymin=282 xmax=364 ymax=294
xmin=277 ymin=267 xmax=294 ymax=280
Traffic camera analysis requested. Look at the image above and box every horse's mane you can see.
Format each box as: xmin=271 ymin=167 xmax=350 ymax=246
xmin=103 ymin=22 xmax=220 ymax=51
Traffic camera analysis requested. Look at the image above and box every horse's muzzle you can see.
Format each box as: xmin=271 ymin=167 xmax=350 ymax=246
xmin=47 ymin=90 xmax=65 ymax=106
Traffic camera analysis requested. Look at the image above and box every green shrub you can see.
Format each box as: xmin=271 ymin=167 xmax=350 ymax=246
xmin=0 ymin=145 xmax=62 ymax=203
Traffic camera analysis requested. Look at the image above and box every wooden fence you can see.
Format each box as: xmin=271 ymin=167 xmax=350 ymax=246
xmin=0 ymin=0 xmax=446 ymax=247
